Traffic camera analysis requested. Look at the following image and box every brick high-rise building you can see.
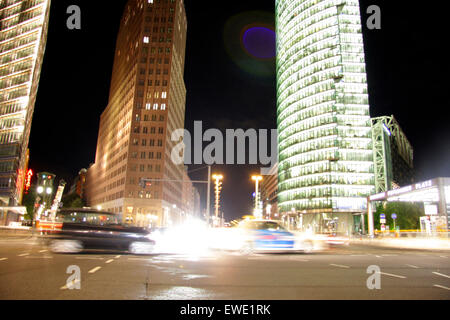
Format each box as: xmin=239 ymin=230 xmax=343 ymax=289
xmin=86 ymin=0 xmax=188 ymax=227
xmin=0 ymin=0 xmax=51 ymax=206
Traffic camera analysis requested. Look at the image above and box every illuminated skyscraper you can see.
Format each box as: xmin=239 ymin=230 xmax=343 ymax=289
xmin=276 ymin=0 xmax=374 ymax=233
xmin=0 ymin=0 xmax=51 ymax=206
xmin=86 ymin=0 xmax=188 ymax=227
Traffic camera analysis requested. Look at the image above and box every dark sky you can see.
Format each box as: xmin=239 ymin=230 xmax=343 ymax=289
xmin=29 ymin=0 xmax=449 ymax=221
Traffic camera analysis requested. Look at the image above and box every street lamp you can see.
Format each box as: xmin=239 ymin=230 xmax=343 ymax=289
xmin=252 ymin=175 xmax=263 ymax=218
xmin=212 ymin=174 xmax=223 ymax=226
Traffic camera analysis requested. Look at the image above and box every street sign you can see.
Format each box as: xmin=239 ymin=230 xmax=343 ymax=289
xmin=391 ymin=213 xmax=397 ymax=220
xmin=380 ymin=214 xmax=385 ymax=219
xmin=380 ymin=218 xmax=386 ymax=224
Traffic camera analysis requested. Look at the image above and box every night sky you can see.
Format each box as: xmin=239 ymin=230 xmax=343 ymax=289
xmin=29 ymin=0 xmax=449 ymax=221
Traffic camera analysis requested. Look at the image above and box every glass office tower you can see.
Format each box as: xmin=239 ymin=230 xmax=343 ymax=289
xmin=276 ymin=0 xmax=374 ymax=234
xmin=0 ymin=0 xmax=51 ymax=206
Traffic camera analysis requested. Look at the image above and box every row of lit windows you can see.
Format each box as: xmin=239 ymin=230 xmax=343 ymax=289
xmin=0 ymin=160 xmax=14 ymax=173
xmin=0 ymin=19 xmax=41 ymax=43
xmin=130 ymin=164 xmax=162 ymax=174
xmin=130 ymin=151 xmax=163 ymax=159
xmin=281 ymin=160 xmax=374 ymax=179
xmin=0 ymin=6 xmax=43 ymax=31
xmin=281 ymin=138 xmax=371 ymax=164
xmin=278 ymin=185 xmax=373 ymax=202
xmin=279 ymin=173 xmax=374 ymax=193
xmin=139 ymin=67 xmax=169 ymax=75
xmin=0 ymin=131 xmax=21 ymax=144
xmin=280 ymin=148 xmax=373 ymax=169
xmin=278 ymin=52 xmax=339 ymax=94
xmin=0 ymin=87 xmax=27 ymax=102
xmin=143 ymin=35 xmax=173 ymax=46
xmin=132 ymin=138 xmax=163 ymax=147
xmin=281 ymin=124 xmax=371 ymax=151
xmin=0 ymin=46 xmax=34 ymax=65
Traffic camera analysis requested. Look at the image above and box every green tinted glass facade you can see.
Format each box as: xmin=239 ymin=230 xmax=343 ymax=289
xmin=276 ymin=0 xmax=374 ymax=216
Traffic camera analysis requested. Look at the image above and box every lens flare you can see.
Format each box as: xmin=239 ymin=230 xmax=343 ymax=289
xmin=242 ymin=26 xmax=276 ymax=60
xmin=223 ymin=11 xmax=275 ymax=77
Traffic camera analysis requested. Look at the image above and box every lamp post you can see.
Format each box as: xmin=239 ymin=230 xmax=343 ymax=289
xmin=252 ymin=175 xmax=263 ymax=218
xmin=212 ymin=174 xmax=223 ymax=226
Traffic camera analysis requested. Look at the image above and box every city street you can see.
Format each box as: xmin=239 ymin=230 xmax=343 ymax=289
xmin=0 ymin=237 xmax=449 ymax=300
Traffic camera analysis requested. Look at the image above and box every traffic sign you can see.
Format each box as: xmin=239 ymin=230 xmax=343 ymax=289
xmin=380 ymin=218 xmax=386 ymax=224
xmin=380 ymin=214 xmax=385 ymax=219
xmin=391 ymin=213 xmax=397 ymax=219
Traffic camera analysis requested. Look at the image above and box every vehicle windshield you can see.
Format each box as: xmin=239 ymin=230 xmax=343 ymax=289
xmin=55 ymin=211 xmax=119 ymax=226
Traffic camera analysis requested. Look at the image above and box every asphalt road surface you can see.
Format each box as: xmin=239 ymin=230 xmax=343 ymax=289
xmin=0 ymin=236 xmax=449 ymax=300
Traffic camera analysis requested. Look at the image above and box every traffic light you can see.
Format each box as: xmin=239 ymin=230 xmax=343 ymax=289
xmin=139 ymin=178 xmax=152 ymax=189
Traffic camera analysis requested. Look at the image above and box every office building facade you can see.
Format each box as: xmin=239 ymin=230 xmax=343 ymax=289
xmin=86 ymin=0 xmax=188 ymax=227
xmin=276 ymin=0 xmax=374 ymax=234
xmin=0 ymin=0 xmax=51 ymax=206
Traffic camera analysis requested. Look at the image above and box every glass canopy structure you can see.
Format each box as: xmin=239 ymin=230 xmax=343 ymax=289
xmin=276 ymin=0 xmax=374 ymax=233
xmin=368 ymin=178 xmax=450 ymax=235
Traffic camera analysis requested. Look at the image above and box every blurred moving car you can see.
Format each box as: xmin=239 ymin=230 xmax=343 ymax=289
xmin=45 ymin=208 xmax=155 ymax=254
xmin=212 ymin=219 xmax=315 ymax=255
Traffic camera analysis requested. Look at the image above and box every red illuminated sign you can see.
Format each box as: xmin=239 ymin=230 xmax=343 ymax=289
xmin=25 ymin=169 xmax=33 ymax=193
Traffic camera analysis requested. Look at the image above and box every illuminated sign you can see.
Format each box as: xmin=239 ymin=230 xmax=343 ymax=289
xmin=415 ymin=180 xmax=433 ymax=191
xmin=370 ymin=192 xmax=387 ymax=201
xmin=424 ymin=204 xmax=438 ymax=215
xmin=25 ymin=169 xmax=33 ymax=193
xmin=387 ymin=186 xmax=413 ymax=197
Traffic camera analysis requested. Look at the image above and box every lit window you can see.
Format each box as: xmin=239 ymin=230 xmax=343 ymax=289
xmin=145 ymin=103 xmax=151 ymax=110
xmin=161 ymin=104 xmax=166 ymax=110
xmin=153 ymin=103 xmax=158 ymax=110
xmin=162 ymin=92 xmax=167 ymax=99
xmin=143 ymin=36 xmax=149 ymax=43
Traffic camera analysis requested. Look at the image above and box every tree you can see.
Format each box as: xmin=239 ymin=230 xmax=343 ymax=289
xmin=21 ymin=185 xmax=38 ymax=221
xmin=61 ymin=193 xmax=86 ymax=208
xmin=373 ymin=202 xmax=424 ymax=231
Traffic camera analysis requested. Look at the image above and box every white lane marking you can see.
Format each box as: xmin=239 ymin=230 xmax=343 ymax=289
xmin=375 ymin=255 xmax=382 ymax=258
xmin=88 ymin=266 xmax=102 ymax=274
xmin=378 ymin=272 xmax=406 ymax=279
xmin=128 ymin=257 xmax=152 ymax=261
xmin=330 ymin=264 xmax=350 ymax=269
xmin=18 ymin=253 xmax=29 ymax=257
xmin=433 ymin=284 xmax=450 ymax=291
xmin=60 ymin=279 xmax=80 ymax=290
xmin=289 ymin=257 xmax=310 ymax=262
xmin=432 ymin=272 xmax=450 ymax=279
xmin=439 ymin=256 xmax=447 ymax=259
xmin=39 ymin=250 xmax=48 ymax=253
xmin=381 ymin=254 xmax=398 ymax=257
xmin=75 ymin=257 xmax=104 ymax=260
xmin=105 ymin=259 xmax=114 ymax=264
xmin=405 ymin=264 xmax=420 ymax=269
xmin=115 ymin=255 xmax=121 ymax=259
xmin=350 ymin=254 xmax=367 ymax=257
xmin=25 ymin=256 xmax=53 ymax=259
xmin=0 ymin=258 xmax=7 ymax=261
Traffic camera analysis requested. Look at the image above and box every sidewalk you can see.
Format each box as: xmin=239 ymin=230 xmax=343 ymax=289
xmin=350 ymin=237 xmax=450 ymax=251
xmin=0 ymin=226 xmax=33 ymax=239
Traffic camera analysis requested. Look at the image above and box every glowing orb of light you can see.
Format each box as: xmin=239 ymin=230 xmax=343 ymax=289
xmin=242 ymin=26 xmax=276 ymax=60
